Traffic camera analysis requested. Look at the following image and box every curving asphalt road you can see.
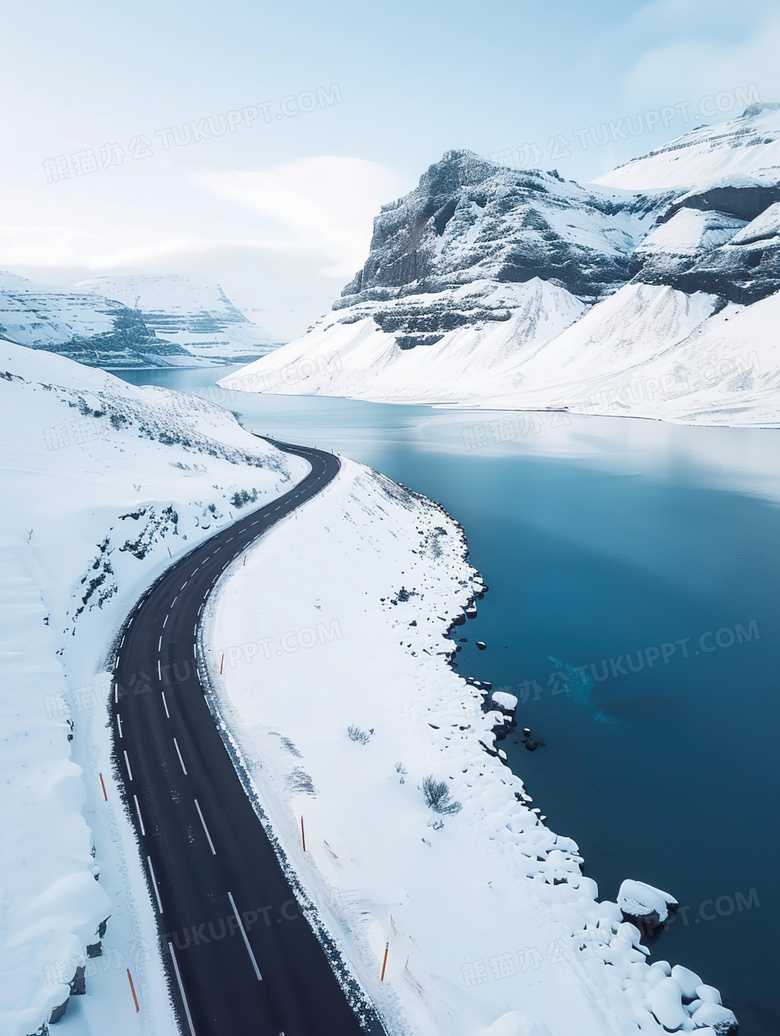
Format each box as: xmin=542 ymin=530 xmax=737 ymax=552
xmin=112 ymin=438 xmax=384 ymax=1036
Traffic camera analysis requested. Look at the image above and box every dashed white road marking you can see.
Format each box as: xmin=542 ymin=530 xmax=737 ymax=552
xmin=194 ymin=798 xmax=216 ymax=855
xmin=134 ymin=794 xmax=146 ymax=836
xmin=158 ymin=635 xmax=163 ymax=652
xmin=117 ymin=714 xmax=123 ymax=738
xmin=147 ymin=856 xmax=163 ymax=914
xmin=163 ymin=613 xmax=169 ymax=628
xmin=161 ymin=691 xmax=170 ymax=718
xmin=168 ymin=942 xmax=195 ymax=1035
xmin=123 ymin=750 xmax=133 ymax=781
xmin=227 ymin=891 xmax=263 ymax=981
xmin=173 ymin=737 xmax=188 ymax=775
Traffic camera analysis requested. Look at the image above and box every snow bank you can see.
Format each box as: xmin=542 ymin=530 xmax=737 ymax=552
xmin=205 ymin=457 xmax=732 ymax=1036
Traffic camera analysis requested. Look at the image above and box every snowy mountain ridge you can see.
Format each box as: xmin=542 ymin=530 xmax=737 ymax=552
xmin=226 ymin=105 xmax=780 ymax=425
xmin=0 ymin=272 xmax=278 ymax=369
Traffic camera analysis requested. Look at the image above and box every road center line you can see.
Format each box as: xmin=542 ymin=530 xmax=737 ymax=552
xmin=167 ymin=942 xmax=196 ymax=1035
xmin=171 ymin=594 xmax=178 ymax=606
xmin=158 ymin=635 xmax=163 ymax=652
xmin=116 ymin=714 xmax=123 ymax=738
xmin=173 ymin=737 xmax=188 ymax=775
xmin=227 ymin=891 xmax=263 ymax=981
xmin=193 ymin=799 xmax=216 ymax=855
xmin=157 ymin=659 xmax=162 ymax=680
xmin=163 ymin=613 xmax=169 ymax=628
xmin=181 ymin=579 xmax=188 ymax=590
xmin=134 ymin=794 xmax=146 ymax=836
xmin=123 ymin=750 xmax=133 ymax=781
xmin=161 ymin=691 xmax=170 ymax=718
xmin=147 ymin=856 xmax=163 ymax=914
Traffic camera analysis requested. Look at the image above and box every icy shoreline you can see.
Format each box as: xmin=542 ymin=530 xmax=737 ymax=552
xmin=204 ymin=456 xmax=735 ymax=1036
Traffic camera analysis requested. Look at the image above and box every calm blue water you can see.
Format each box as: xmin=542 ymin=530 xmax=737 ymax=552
xmin=119 ymin=366 xmax=780 ymax=1033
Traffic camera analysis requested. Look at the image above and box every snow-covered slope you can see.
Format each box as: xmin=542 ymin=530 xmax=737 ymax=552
xmin=76 ymin=274 xmax=279 ymax=364
xmin=0 ymin=342 xmax=306 ymax=1036
xmin=594 ymin=102 xmax=780 ymax=190
xmin=226 ymin=110 xmax=780 ymax=425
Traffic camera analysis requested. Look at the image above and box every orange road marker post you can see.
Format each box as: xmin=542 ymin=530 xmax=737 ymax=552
xmin=98 ymin=773 xmax=108 ymax=801
xmin=300 ymin=815 xmax=306 ymax=851
xmin=380 ymin=941 xmax=389 ymax=981
xmin=127 ymin=968 xmax=140 ymax=1012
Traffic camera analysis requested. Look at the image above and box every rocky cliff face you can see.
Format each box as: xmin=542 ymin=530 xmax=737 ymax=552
xmin=335 ymin=151 xmax=667 ymax=349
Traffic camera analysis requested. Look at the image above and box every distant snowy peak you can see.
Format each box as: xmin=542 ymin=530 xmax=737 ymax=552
xmin=595 ymin=102 xmax=780 ymax=190
xmin=0 ymin=271 xmax=279 ymax=369
xmin=75 ymin=274 xmax=278 ymax=364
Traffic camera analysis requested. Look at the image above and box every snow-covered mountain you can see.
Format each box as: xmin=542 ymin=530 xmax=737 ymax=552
xmin=226 ymin=106 xmax=780 ymax=425
xmin=76 ymin=274 xmax=279 ymax=364
xmin=0 ymin=271 xmax=278 ymax=369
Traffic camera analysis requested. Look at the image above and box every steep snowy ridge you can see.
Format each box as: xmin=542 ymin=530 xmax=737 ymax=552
xmin=227 ymin=107 xmax=780 ymax=425
xmin=595 ymin=102 xmax=780 ymax=190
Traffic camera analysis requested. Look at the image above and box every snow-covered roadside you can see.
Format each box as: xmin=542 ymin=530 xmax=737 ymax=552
xmin=0 ymin=341 xmax=308 ymax=1036
xmin=205 ymin=458 xmax=733 ymax=1036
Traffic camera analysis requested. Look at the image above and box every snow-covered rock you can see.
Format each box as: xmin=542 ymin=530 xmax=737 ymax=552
xmin=648 ymin=977 xmax=686 ymax=1031
xmin=671 ymin=964 xmax=703 ymax=1000
xmin=491 ymin=690 xmax=518 ymax=712
xmin=695 ymin=984 xmax=723 ymax=1005
xmin=617 ymin=879 xmax=678 ymax=926
xmin=689 ymin=1001 xmax=738 ymax=1034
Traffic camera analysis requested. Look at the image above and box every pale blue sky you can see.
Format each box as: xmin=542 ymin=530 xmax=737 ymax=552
xmin=2 ymin=0 xmax=779 ymax=337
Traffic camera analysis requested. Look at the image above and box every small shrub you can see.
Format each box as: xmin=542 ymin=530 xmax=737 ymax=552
xmin=422 ymin=775 xmax=462 ymax=815
xmin=348 ymin=725 xmax=371 ymax=744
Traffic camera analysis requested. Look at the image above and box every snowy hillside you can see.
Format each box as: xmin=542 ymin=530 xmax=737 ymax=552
xmin=225 ymin=108 xmax=780 ymax=425
xmin=0 ymin=341 xmax=306 ymax=1036
xmin=76 ymin=274 xmax=279 ymax=364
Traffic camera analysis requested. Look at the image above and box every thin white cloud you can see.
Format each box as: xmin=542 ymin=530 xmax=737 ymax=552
xmin=192 ymin=156 xmax=408 ymax=277
xmin=624 ymin=8 xmax=780 ymax=107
